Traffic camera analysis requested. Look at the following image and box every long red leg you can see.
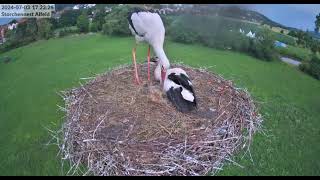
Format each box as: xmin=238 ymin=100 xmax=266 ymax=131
xmin=147 ymin=45 xmax=151 ymax=82
xmin=132 ymin=47 xmax=141 ymax=85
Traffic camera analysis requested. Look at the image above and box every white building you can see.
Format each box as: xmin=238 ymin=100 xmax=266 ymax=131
xmin=246 ymin=31 xmax=256 ymax=38
xmin=8 ymin=23 xmax=18 ymax=30
xmin=73 ymin=5 xmax=79 ymax=10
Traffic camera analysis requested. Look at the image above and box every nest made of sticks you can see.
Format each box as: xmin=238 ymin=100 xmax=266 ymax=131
xmin=52 ymin=62 xmax=263 ymax=176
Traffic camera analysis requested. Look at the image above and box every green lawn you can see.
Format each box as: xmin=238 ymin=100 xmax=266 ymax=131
xmin=0 ymin=34 xmax=319 ymax=175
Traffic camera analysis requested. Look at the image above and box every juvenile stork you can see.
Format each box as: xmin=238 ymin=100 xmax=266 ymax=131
xmin=128 ymin=8 xmax=170 ymax=85
xmin=153 ymin=57 xmax=197 ymax=113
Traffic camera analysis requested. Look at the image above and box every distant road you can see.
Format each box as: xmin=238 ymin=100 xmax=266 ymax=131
xmin=280 ymin=56 xmax=301 ymax=66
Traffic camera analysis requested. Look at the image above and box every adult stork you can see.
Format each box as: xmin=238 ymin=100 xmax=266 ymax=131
xmin=128 ymin=8 xmax=170 ymax=85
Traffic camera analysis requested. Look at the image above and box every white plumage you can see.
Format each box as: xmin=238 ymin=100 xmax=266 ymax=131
xmin=128 ymin=9 xmax=170 ymax=84
xmin=129 ymin=11 xmax=165 ymax=47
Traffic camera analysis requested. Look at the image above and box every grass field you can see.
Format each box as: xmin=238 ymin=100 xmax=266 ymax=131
xmin=276 ymin=45 xmax=316 ymax=61
xmin=0 ymin=34 xmax=319 ymax=175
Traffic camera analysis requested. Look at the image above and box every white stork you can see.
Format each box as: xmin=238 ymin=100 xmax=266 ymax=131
xmin=128 ymin=8 xmax=170 ymax=85
xmin=128 ymin=8 xmax=197 ymax=113
xmin=153 ymin=57 xmax=197 ymax=113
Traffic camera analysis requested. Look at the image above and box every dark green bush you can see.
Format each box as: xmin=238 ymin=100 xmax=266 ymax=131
xmin=0 ymin=18 xmax=47 ymax=53
xmin=170 ymin=26 xmax=199 ymax=44
xmin=102 ymin=5 xmax=131 ymax=36
xmin=299 ymin=56 xmax=320 ymax=80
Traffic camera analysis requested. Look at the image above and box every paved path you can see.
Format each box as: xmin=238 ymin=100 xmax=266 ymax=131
xmin=280 ymin=56 xmax=301 ymax=66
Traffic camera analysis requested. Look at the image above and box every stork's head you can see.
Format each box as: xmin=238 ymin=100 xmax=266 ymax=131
xmin=153 ymin=57 xmax=169 ymax=81
xmin=160 ymin=59 xmax=170 ymax=85
xmin=151 ymin=56 xmax=170 ymax=84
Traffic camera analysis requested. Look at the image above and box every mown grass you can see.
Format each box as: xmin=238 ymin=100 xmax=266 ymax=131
xmin=276 ymin=45 xmax=317 ymax=61
xmin=0 ymin=34 xmax=319 ymax=175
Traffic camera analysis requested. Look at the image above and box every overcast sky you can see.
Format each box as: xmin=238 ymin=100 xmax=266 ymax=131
xmin=242 ymin=4 xmax=320 ymax=31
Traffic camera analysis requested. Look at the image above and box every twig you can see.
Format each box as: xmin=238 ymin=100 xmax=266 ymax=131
xmin=79 ymin=81 xmax=98 ymax=104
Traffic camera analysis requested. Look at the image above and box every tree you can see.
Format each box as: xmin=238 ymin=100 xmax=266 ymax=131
xmin=310 ymin=40 xmax=320 ymax=54
xmin=37 ymin=19 xmax=53 ymax=39
xmin=9 ymin=19 xmax=17 ymax=24
xmin=90 ymin=22 xmax=98 ymax=32
xmin=311 ymin=42 xmax=318 ymax=54
xmin=77 ymin=13 xmax=89 ymax=33
xmin=92 ymin=10 xmax=105 ymax=31
xmin=102 ymin=5 xmax=131 ymax=36
xmin=59 ymin=10 xmax=82 ymax=27
xmin=26 ymin=18 xmax=38 ymax=40
xmin=280 ymin=30 xmax=284 ymax=34
xmin=255 ymin=28 xmax=277 ymax=61
xmin=315 ymin=13 xmax=320 ymax=33
xmin=258 ymin=28 xmax=275 ymax=47
xmin=14 ymin=21 xmax=28 ymax=41
xmin=300 ymin=55 xmax=320 ymax=80
xmin=296 ymin=30 xmax=306 ymax=47
xmin=49 ymin=18 xmax=59 ymax=30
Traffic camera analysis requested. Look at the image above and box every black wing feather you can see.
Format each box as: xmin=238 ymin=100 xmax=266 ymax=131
xmin=127 ymin=13 xmax=141 ymax=36
xmin=167 ymin=73 xmax=196 ymax=99
xmin=166 ymin=87 xmax=196 ymax=113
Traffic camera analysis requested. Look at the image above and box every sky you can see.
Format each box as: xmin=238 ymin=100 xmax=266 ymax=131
xmin=0 ymin=18 xmax=15 ymax=25
xmin=242 ymin=4 xmax=320 ymax=31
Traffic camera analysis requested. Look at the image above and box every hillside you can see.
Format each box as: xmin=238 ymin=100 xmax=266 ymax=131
xmin=182 ymin=5 xmax=291 ymax=31
xmin=217 ymin=6 xmax=285 ymax=28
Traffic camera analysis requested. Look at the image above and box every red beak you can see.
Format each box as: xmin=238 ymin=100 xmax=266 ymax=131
xmin=161 ymin=67 xmax=166 ymax=82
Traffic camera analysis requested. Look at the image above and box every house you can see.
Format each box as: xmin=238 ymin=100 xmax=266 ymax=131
xmin=246 ymin=30 xmax=256 ymax=38
xmin=239 ymin=28 xmax=245 ymax=34
xmin=8 ymin=23 xmax=18 ymax=30
xmin=73 ymin=5 xmax=79 ymax=10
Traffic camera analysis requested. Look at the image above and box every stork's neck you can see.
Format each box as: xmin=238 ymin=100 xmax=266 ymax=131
xmin=153 ymin=45 xmax=170 ymax=69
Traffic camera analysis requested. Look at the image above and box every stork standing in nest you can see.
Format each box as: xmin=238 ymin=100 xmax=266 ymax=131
xmin=128 ymin=8 xmax=197 ymax=113
xmin=128 ymin=8 xmax=170 ymax=85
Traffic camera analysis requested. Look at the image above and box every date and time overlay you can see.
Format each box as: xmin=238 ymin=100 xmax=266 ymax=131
xmin=0 ymin=4 xmax=55 ymax=18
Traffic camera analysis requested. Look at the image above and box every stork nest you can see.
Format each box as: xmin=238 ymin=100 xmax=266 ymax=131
xmin=52 ymin=62 xmax=263 ymax=176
